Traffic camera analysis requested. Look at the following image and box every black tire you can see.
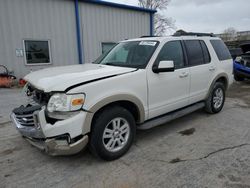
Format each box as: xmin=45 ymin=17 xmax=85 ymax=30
xmin=205 ymin=82 xmax=226 ymax=114
xmin=234 ymin=74 xmax=244 ymax=81
xmin=89 ymin=106 xmax=136 ymax=161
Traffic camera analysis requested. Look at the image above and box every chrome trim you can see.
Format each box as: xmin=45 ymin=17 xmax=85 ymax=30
xmin=15 ymin=113 xmax=35 ymax=126
xmin=11 ymin=113 xmax=45 ymax=138
xmin=15 ymin=114 xmax=35 ymax=118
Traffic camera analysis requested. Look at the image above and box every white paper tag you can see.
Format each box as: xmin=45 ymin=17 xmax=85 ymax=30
xmin=139 ymin=41 xmax=157 ymax=46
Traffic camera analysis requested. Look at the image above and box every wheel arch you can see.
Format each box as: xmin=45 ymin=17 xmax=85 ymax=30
xmin=83 ymin=94 xmax=145 ymax=134
xmin=206 ymin=73 xmax=229 ymax=99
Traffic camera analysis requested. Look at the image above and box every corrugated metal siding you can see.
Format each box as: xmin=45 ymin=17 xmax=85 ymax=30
xmin=0 ymin=0 xmax=78 ymax=78
xmin=0 ymin=0 xmax=151 ymax=78
xmin=80 ymin=3 xmax=150 ymax=63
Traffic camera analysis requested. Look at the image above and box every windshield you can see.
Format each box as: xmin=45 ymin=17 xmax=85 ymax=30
xmin=94 ymin=41 xmax=159 ymax=68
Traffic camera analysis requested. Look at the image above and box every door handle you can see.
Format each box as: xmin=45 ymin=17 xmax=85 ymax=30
xmin=179 ymin=72 xmax=189 ymax=78
xmin=209 ymin=66 xmax=216 ymax=71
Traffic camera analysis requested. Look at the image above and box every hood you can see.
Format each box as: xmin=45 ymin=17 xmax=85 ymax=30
xmin=24 ymin=64 xmax=136 ymax=92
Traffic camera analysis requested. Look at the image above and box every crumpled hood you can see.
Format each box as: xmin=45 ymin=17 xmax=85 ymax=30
xmin=24 ymin=64 xmax=136 ymax=92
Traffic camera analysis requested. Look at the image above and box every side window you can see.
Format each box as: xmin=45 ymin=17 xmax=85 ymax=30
xmin=200 ymin=41 xmax=211 ymax=63
xmin=156 ymin=41 xmax=185 ymax=69
xmin=210 ymin=40 xmax=231 ymax=61
xmin=184 ymin=40 xmax=204 ymax=66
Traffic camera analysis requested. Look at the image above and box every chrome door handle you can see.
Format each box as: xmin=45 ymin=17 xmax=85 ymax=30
xmin=179 ymin=72 xmax=189 ymax=78
xmin=209 ymin=66 xmax=216 ymax=71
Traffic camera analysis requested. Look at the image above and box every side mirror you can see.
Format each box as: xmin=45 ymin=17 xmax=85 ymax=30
xmin=152 ymin=60 xmax=175 ymax=73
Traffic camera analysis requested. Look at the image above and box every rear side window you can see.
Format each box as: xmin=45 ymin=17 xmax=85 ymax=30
xmin=200 ymin=41 xmax=211 ymax=63
xmin=184 ymin=40 xmax=204 ymax=66
xmin=210 ymin=40 xmax=231 ymax=61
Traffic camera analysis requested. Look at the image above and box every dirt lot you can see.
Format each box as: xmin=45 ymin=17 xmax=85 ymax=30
xmin=1 ymin=81 xmax=250 ymax=188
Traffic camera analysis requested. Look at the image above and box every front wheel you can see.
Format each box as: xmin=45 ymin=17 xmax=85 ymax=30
xmin=89 ymin=106 xmax=136 ymax=161
xmin=205 ymin=82 xmax=225 ymax=114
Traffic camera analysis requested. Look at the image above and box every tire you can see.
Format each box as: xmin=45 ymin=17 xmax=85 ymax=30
xmin=205 ymin=82 xmax=225 ymax=114
xmin=89 ymin=106 xmax=136 ymax=161
xmin=234 ymin=74 xmax=244 ymax=81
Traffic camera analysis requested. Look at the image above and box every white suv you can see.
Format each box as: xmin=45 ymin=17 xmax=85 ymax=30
xmin=11 ymin=33 xmax=233 ymax=160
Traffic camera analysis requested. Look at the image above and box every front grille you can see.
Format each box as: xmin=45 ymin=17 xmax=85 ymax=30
xmin=13 ymin=105 xmax=41 ymax=127
xmin=15 ymin=113 xmax=35 ymax=127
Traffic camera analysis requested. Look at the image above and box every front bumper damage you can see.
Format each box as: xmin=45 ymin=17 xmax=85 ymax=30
xmin=10 ymin=105 xmax=89 ymax=156
xmin=25 ymin=135 xmax=88 ymax=156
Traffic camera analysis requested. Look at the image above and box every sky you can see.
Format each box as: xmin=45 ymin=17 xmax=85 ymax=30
xmin=105 ymin=0 xmax=250 ymax=35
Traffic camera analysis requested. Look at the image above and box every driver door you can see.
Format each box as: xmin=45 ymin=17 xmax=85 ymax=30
xmin=147 ymin=40 xmax=190 ymax=119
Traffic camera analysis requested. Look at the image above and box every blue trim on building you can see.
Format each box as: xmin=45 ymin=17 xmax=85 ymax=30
xmin=82 ymin=0 xmax=157 ymax=13
xmin=150 ymin=13 xmax=154 ymax=36
xmin=74 ymin=0 xmax=84 ymax=64
xmin=74 ymin=0 xmax=156 ymax=64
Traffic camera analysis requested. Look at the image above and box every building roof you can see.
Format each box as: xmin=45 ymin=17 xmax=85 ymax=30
xmin=82 ymin=0 xmax=157 ymax=14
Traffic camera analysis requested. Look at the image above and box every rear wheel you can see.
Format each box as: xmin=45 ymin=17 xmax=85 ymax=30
xmin=89 ymin=106 xmax=136 ymax=161
xmin=205 ymin=82 xmax=225 ymax=114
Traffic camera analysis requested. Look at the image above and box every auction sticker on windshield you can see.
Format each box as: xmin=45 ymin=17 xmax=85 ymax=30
xmin=139 ymin=41 xmax=157 ymax=46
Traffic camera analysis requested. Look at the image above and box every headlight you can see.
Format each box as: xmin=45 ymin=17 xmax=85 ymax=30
xmin=235 ymin=56 xmax=242 ymax=62
xmin=47 ymin=93 xmax=85 ymax=112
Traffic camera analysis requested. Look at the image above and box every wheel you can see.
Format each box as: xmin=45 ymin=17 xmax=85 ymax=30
xmin=234 ymin=74 xmax=244 ymax=81
xmin=205 ymin=82 xmax=225 ymax=114
xmin=89 ymin=106 xmax=136 ymax=161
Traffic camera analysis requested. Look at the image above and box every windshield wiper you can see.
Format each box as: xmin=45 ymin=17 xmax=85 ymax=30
xmin=105 ymin=63 xmax=119 ymax=66
xmin=104 ymin=62 xmax=139 ymax=68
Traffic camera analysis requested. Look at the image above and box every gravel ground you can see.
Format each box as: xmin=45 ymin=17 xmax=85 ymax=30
xmin=0 ymin=81 xmax=250 ymax=188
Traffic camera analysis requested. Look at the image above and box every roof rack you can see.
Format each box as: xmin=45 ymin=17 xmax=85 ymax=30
xmin=173 ymin=30 xmax=216 ymax=37
xmin=140 ymin=35 xmax=160 ymax=38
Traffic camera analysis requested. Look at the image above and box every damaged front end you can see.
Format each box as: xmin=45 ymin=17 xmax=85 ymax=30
xmin=11 ymin=84 xmax=88 ymax=156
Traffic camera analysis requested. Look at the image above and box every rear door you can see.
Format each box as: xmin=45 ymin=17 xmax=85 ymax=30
xmin=184 ymin=40 xmax=216 ymax=104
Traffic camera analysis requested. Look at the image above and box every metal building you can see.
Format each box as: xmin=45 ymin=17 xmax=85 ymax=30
xmin=0 ymin=0 xmax=156 ymax=79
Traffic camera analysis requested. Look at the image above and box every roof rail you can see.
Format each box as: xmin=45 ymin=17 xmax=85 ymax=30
xmin=173 ymin=30 xmax=216 ymax=37
xmin=140 ymin=35 xmax=160 ymax=38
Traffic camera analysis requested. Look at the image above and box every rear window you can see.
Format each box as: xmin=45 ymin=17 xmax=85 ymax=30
xmin=210 ymin=40 xmax=231 ymax=61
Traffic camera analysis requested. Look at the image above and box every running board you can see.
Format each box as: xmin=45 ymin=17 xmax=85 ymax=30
xmin=137 ymin=102 xmax=205 ymax=130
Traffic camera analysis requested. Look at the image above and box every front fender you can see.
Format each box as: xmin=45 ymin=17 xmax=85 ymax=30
xmin=82 ymin=94 xmax=145 ymax=134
